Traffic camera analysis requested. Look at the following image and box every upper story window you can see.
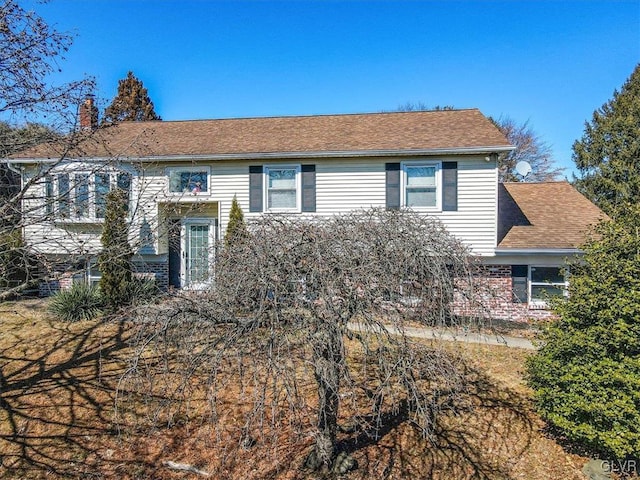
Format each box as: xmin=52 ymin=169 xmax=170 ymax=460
xmin=249 ymin=164 xmax=315 ymax=213
xmin=402 ymin=161 xmax=441 ymax=210
xmin=45 ymin=170 xmax=131 ymax=222
xmin=265 ymin=166 xmax=300 ymax=212
xmin=167 ymin=167 xmax=209 ymax=195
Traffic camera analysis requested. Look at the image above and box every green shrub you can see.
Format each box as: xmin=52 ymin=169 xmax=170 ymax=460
xmin=224 ymin=194 xmax=248 ymax=248
xmin=125 ymin=277 xmax=160 ymax=305
xmin=0 ymin=230 xmax=27 ymax=288
xmin=526 ymin=206 xmax=640 ymax=460
xmin=97 ymin=188 xmax=134 ymax=312
xmin=49 ymin=282 xmax=104 ymax=322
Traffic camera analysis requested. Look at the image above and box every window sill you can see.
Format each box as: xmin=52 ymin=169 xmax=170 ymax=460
xmin=264 ymin=210 xmax=302 ymax=214
xmin=168 ymin=191 xmax=211 ymax=197
xmin=404 ymin=206 xmax=442 ymax=213
xmin=528 ymin=302 xmax=549 ymax=310
xmin=54 ymin=218 xmax=105 ymax=225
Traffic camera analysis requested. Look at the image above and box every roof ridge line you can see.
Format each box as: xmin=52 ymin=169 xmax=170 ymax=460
xmin=114 ymin=108 xmax=482 ymax=124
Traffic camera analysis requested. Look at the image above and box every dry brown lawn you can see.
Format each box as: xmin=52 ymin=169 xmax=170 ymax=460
xmin=0 ymin=299 xmax=591 ymax=479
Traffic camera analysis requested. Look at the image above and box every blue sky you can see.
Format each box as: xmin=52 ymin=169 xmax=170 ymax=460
xmin=26 ymin=0 xmax=640 ymax=176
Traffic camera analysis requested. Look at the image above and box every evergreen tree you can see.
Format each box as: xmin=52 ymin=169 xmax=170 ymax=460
xmin=103 ymin=71 xmax=161 ymax=123
xmin=527 ymin=205 xmax=640 ymax=460
xmin=0 ymin=122 xmax=59 ymax=157
xmin=573 ymin=64 xmax=640 ymax=215
xmin=224 ymin=195 xmax=248 ymax=247
xmin=97 ymin=188 xmax=133 ymax=312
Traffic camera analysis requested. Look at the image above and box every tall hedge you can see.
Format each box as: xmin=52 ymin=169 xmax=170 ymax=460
xmin=526 ymin=206 xmax=640 ymax=460
xmin=97 ymin=188 xmax=133 ymax=312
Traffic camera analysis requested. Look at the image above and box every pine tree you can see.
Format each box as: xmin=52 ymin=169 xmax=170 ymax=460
xmin=573 ymin=64 xmax=640 ymax=215
xmin=103 ymin=71 xmax=161 ymax=123
xmin=97 ymin=188 xmax=134 ymax=311
xmin=527 ymin=206 xmax=640 ymax=459
xmin=224 ymin=195 xmax=248 ymax=247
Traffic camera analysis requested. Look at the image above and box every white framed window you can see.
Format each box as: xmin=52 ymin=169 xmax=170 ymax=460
xmin=529 ymin=266 xmax=568 ymax=306
xmin=45 ymin=170 xmax=131 ymax=222
xmin=401 ymin=161 xmax=441 ymax=210
xmin=87 ymin=262 xmax=101 ymax=287
xmin=264 ymin=165 xmax=301 ymax=212
xmin=167 ymin=166 xmax=210 ymax=195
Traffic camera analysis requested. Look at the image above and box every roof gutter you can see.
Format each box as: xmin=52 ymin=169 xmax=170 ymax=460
xmin=494 ymin=248 xmax=583 ymax=255
xmin=4 ymin=145 xmax=515 ymax=164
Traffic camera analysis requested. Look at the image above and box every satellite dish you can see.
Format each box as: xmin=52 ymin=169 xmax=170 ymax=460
xmin=515 ymin=161 xmax=532 ymax=179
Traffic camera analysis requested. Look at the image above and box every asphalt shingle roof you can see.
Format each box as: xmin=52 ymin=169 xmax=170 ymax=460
xmin=498 ymin=181 xmax=607 ymax=250
xmin=12 ymin=109 xmax=511 ymax=160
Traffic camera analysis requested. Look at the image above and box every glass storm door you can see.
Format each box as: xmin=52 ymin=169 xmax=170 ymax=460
xmin=184 ymin=223 xmax=212 ymax=287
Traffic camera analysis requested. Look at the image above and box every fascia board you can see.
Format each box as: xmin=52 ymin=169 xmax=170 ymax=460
xmin=494 ymin=248 xmax=583 ymax=255
xmin=4 ymin=145 xmax=515 ymax=164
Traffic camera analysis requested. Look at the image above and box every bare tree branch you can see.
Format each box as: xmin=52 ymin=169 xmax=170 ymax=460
xmin=121 ymin=209 xmax=485 ymax=473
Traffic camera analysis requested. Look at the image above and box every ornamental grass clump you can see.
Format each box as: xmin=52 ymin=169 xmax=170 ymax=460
xmin=49 ymin=282 xmax=103 ymax=322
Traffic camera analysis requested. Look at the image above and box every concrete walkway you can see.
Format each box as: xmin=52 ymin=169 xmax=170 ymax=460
xmin=348 ymin=323 xmax=537 ymax=350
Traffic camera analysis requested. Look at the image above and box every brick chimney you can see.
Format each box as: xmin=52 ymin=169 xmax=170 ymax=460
xmin=79 ymin=95 xmax=97 ymax=130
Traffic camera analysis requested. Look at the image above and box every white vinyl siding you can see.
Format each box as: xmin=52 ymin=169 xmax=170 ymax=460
xmin=441 ymin=158 xmax=498 ymax=256
xmin=248 ymin=157 xmax=495 ymax=255
xmin=22 ymin=155 xmax=498 ymax=258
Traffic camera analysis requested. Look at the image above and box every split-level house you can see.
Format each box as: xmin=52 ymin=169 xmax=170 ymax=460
xmin=5 ymin=101 xmax=606 ymax=321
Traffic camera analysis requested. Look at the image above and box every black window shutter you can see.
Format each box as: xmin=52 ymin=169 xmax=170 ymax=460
xmin=249 ymin=166 xmax=263 ymax=212
xmin=385 ymin=163 xmax=400 ymax=210
xmin=301 ymin=164 xmax=316 ymax=212
xmin=442 ymin=161 xmax=458 ymax=211
xmin=511 ymin=265 xmax=528 ymax=303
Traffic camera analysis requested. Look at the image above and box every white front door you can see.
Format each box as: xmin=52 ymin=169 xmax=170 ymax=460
xmin=182 ymin=219 xmax=217 ymax=289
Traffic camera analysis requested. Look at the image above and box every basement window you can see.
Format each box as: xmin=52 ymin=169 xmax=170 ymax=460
xmin=530 ymin=266 xmax=568 ymax=305
xmin=511 ymin=264 xmax=569 ymax=308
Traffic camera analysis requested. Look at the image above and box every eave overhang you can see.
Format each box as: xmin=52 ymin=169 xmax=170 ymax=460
xmin=494 ymin=248 xmax=583 ymax=256
xmin=3 ymin=144 xmax=515 ymax=164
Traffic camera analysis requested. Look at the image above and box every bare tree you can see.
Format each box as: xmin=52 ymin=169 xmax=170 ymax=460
xmin=0 ymin=0 xmax=93 ymax=125
xmin=394 ymin=102 xmax=455 ymax=112
xmin=490 ymin=116 xmax=564 ymax=182
xmin=0 ymin=0 xmax=97 ymax=297
xmin=0 ymin=3 xmax=204 ymax=301
xmin=121 ymin=209 xmax=483 ymax=474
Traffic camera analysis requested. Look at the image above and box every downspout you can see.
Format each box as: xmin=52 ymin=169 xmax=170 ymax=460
xmin=6 ymin=161 xmax=23 ymax=190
